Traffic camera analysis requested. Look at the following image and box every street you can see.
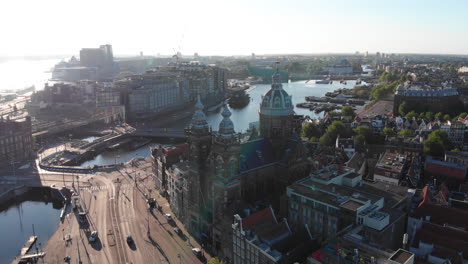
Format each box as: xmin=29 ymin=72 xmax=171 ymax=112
xmin=42 ymin=159 xmax=207 ymax=263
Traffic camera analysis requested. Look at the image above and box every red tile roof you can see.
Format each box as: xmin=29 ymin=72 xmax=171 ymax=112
xmin=242 ymin=207 xmax=275 ymax=231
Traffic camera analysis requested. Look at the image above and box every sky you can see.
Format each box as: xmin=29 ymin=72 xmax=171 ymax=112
xmin=1 ymin=0 xmax=467 ymax=57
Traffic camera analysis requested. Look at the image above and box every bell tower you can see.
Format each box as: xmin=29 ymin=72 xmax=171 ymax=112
xmin=211 ymin=105 xmax=241 ymax=255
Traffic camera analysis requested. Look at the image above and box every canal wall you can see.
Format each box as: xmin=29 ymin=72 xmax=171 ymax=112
xmin=0 ymin=186 xmax=65 ymax=212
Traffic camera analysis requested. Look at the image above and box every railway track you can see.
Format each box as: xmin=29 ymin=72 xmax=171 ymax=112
xmin=108 ymin=185 xmax=129 ymax=264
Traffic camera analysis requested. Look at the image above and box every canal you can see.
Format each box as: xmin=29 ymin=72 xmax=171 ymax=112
xmin=0 ymin=200 xmax=62 ymax=263
xmin=79 ymin=80 xmax=363 ymax=166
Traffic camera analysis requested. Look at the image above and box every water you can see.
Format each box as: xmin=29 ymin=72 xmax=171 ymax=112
xmin=80 ymin=143 xmax=158 ymax=167
xmin=0 ymin=201 xmax=62 ymax=263
xmin=0 ymin=58 xmax=60 ymax=92
xmin=204 ymin=80 xmax=363 ymax=132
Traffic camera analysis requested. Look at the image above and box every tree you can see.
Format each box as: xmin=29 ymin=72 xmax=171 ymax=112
xmin=424 ymin=130 xmax=450 ymax=157
xmin=319 ymin=133 xmax=334 ymax=146
xmin=418 ymin=112 xmax=425 ymax=119
xmin=425 ymin=112 xmax=434 ymax=120
xmin=435 ymin=112 xmax=443 ymax=120
xmin=382 ymin=127 xmax=396 ymax=136
xmin=398 ymin=129 xmax=413 ymax=137
xmin=399 ymin=102 xmax=409 ymax=116
xmin=208 ymin=258 xmax=225 ymax=264
xmin=458 ymin=112 xmax=468 ymax=119
xmin=405 ymin=111 xmax=417 ymax=119
xmin=353 ymin=126 xmax=372 ymax=143
xmin=341 ymin=106 xmax=355 ymax=117
xmin=326 ymin=121 xmax=345 ymax=137
xmin=309 ymin=137 xmax=319 ymax=143
xmin=443 ymin=114 xmax=451 ymax=121
xmin=301 ymin=122 xmax=321 ymax=139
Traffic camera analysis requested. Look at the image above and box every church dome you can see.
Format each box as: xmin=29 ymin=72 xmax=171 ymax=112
xmin=259 ymin=70 xmax=294 ymax=116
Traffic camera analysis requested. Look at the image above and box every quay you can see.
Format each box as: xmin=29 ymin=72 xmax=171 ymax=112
xmin=20 ymin=236 xmax=37 ymax=256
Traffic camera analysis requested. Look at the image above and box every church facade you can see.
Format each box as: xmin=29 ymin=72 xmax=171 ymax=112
xmin=152 ymin=67 xmax=310 ymax=260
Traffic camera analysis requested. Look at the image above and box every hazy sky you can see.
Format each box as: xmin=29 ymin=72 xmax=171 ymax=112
xmin=1 ymin=0 xmax=467 ymax=56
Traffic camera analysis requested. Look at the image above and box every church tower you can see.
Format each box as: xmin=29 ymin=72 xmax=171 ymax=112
xmin=259 ymin=63 xmax=294 ymax=154
xmin=186 ymin=94 xmax=212 ymax=165
xmin=185 ymin=94 xmax=212 ymax=234
xmin=211 ymin=105 xmax=241 ymax=255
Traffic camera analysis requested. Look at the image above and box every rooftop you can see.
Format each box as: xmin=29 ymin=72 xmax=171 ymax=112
xmin=388 ymin=249 xmax=414 ymax=264
xmin=375 ymin=152 xmax=406 ymax=174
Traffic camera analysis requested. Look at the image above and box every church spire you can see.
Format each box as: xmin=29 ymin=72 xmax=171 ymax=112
xmin=189 ymin=94 xmax=209 ymax=134
xmin=272 ymin=61 xmax=282 ymax=89
xmin=218 ymin=104 xmax=235 ymax=136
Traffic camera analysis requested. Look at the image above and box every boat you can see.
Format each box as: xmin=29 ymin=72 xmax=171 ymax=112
xmin=228 ymin=90 xmax=250 ymax=109
xmin=356 ymin=78 xmax=362 ymax=85
xmin=128 ymin=138 xmax=151 ymax=150
xmin=316 ymin=80 xmax=332 ymax=84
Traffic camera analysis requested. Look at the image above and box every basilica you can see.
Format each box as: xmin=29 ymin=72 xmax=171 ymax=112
xmin=152 ymin=67 xmax=310 ymax=258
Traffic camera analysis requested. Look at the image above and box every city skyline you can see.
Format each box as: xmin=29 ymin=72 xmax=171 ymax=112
xmin=1 ymin=0 xmax=468 ymax=57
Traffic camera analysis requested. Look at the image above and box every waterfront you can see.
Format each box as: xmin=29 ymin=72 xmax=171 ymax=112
xmin=204 ymin=80 xmax=364 ymax=132
xmin=0 ymin=200 xmax=62 ymax=263
xmin=0 ymin=58 xmax=60 ymax=92
xmin=80 ymin=143 xmax=158 ymax=167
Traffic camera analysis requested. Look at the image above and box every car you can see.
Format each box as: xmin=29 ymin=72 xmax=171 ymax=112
xmin=165 ymin=213 xmax=173 ymax=220
xmin=192 ymin=248 xmax=202 ymax=257
xmin=127 ymin=235 xmax=134 ymax=245
xmin=173 ymin=227 xmax=182 ymax=235
xmin=89 ymin=231 xmax=98 ymax=242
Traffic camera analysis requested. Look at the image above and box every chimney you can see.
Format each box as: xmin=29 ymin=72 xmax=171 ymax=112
xmin=425 ymin=215 xmax=431 ymax=222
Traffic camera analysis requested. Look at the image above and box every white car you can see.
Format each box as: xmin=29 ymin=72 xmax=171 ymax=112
xmin=165 ymin=214 xmax=173 ymax=220
xmin=192 ymin=248 xmax=202 ymax=256
xmin=89 ymin=231 xmax=98 ymax=242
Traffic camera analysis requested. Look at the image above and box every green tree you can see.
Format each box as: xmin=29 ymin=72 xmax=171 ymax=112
xmin=208 ymin=258 xmax=225 ymax=264
xmin=398 ymin=102 xmax=409 ymax=116
xmin=398 ymin=129 xmax=413 ymax=137
xmin=319 ymin=133 xmax=334 ymax=146
xmin=301 ymin=122 xmax=321 ymax=139
xmin=458 ymin=112 xmax=468 ymax=119
xmin=418 ymin=112 xmax=425 ymax=119
xmin=443 ymin=114 xmax=451 ymax=121
xmin=341 ymin=106 xmax=356 ymax=117
xmin=382 ymin=127 xmax=396 ymax=136
xmin=435 ymin=112 xmax=443 ymax=120
xmin=326 ymin=121 xmax=345 ymax=138
xmin=353 ymin=126 xmax=372 ymax=143
xmin=405 ymin=111 xmax=417 ymax=119
xmin=309 ymin=137 xmax=319 ymax=143
xmin=425 ymin=112 xmax=434 ymax=120
xmin=424 ymin=130 xmax=450 ymax=157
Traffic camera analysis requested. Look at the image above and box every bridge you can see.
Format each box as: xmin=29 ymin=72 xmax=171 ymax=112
xmin=131 ymin=127 xmax=187 ymax=139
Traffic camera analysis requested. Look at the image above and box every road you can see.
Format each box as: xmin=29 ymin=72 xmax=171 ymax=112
xmin=42 ymin=159 xmax=207 ymax=264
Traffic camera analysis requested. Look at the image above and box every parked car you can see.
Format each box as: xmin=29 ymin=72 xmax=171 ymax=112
xmin=173 ymin=227 xmax=182 ymax=236
xmin=127 ymin=235 xmax=134 ymax=245
xmin=89 ymin=231 xmax=98 ymax=242
xmin=192 ymin=248 xmax=202 ymax=257
xmin=165 ymin=214 xmax=173 ymax=221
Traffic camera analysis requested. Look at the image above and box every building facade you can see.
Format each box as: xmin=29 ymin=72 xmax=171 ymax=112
xmin=152 ymin=68 xmax=310 ymax=260
xmin=393 ymin=83 xmax=461 ymax=115
xmin=0 ymin=117 xmax=33 ymax=165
